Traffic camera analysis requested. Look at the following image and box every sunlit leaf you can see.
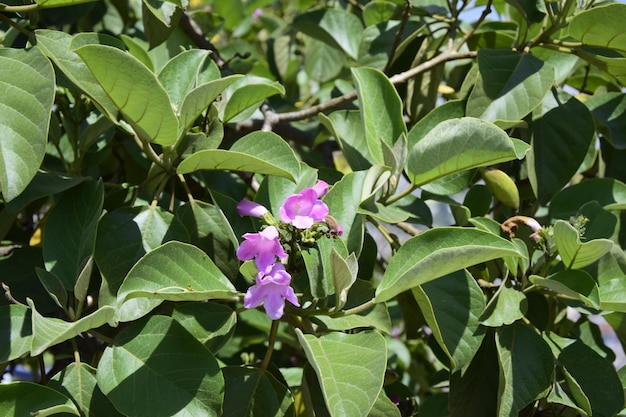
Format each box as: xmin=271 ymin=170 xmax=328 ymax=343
xmin=553 ymin=220 xmax=613 ymax=269
xmin=480 ymin=278 xmax=527 ymax=327
xmin=466 ymin=49 xmax=554 ymax=123
xmin=0 ymin=47 xmax=54 ymax=202
xmin=293 ymin=8 xmax=363 ymax=59
xmin=177 ymin=131 xmax=300 ymax=182
xmin=219 ymin=75 xmax=285 ymax=122
xmin=406 ymin=117 xmax=527 ymax=186
xmin=530 ymin=270 xmax=599 ymax=308
xmin=75 ymin=44 xmax=178 ymax=145
xmin=569 ymin=3 xmax=626 ymax=52
xmin=296 ymin=329 xmax=386 ymax=417
xmin=97 ymin=315 xmax=224 ymax=417
xmin=375 ymin=228 xmax=525 ymax=302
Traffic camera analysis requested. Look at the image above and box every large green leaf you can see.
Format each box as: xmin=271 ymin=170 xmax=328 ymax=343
xmin=0 ymin=47 xmax=54 ymax=202
xmin=28 ymin=298 xmax=115 ymax=356
xmin=559 ymin=340 xmax=624 ymax=417
xmin=495 ymin=323 xmax=554 ymax=417
xmin=549 ymin=178 xmax=626 ymax=219
xmin=292 ymin=8 xmax=364 ymax=60
xmin=375 ymin=228 xmax=525 ymax=302
xmin=553 ymin=220 xmax=613 ymax=269
xmin=320 ymin=110 xmax=371 ymax=171
xmin=115 ymin=241 xmax=237 ymax=323
xmin=74 ymin=44 xmax=178 ymax=145
xmin=177 ymin=131 xmax=300 ymax=182
xmin=219 ymin=75 xmax=285 ymax=122
xmin=43 ymin=180 xmax=103 ymax=289
xmin=0 ymin=304 xmax=32 ymax=362
xmin=568 ymin=3 xmax=626 ymax=52
xmin=466 ymin=49 xmax=554 ymax=123
xmin=405 ymin=117 xmax=527 ymax=186
xmin=97 ymin=315 xmax=224 ymax=417
xmin=35 ymin=29 xmax=119 ymax=121
xmin=95 ymin=205 xmax=189 ymax=307
xmin=352 ymin=67 xmax=406 ymax=164
xmin=413 ymin=270 xmax=486 ymax=370
xmin=527 ymin=88 xmax=595 ymax=204
xmin=0 ymin=382 xmax=80 ymax=416
xmin=296 ymin=329 xmax=386 ymax=417
xmin=48 ymin=363 xmax=123 ymax=417
xmin=301 ymin=237 xmax=348 ymax=299
xmin=597 ymin=248 xmax=626 ymax=312
xmin=222 ymin=366 xmax=294 ymax=417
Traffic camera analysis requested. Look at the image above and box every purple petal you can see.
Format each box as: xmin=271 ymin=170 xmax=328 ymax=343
xmin=236 ymin=236 xmax=259 ymax=261
xmin=308 ymin=200 xmax=329 ymax=222
xmin=263 ymin=287 xmax=287 ymax=320
xmin=282 ymin=285 xmax=300 ymax=307
xmin=291 ymin=215 xmax=314 ymax=229
xmin=243 ymin=285 xmax=264 ymax=309
xmin=237 ymin=199 xmax=268 ymax=218
xmin=312 ymin=180 xmax=329 ymax=198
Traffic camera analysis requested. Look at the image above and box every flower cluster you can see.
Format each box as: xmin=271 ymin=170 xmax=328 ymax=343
xmin=236 ymin=180 xmax=339 ymax=320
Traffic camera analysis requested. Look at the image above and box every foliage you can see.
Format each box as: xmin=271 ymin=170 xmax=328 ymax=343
xmin=2 ymin=0 xmax=626 ymax=416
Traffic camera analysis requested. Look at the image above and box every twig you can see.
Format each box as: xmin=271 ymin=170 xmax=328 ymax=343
xmin=2 ymin=282 xmax=26 ymax=307
xmin=383 ymin=0 xmax=412 ymax=74
xmin=0 ymin=13 xmax=31 ymax=37
xmin=259 ymin=319 xmax=279 ymax=375
xmin=179 ymin=12 xmax=226 ymax=69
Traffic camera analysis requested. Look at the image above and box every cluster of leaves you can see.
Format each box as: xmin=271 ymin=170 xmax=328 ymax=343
xmin=2 ymin=0 xmax=626 ymax=415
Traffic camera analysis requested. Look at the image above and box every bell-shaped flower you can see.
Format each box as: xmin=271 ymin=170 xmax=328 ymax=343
xmin=236 ymin=226 xmax=287 ymax=273
xmin=279 ymin=181 xmax=330 ymax=229
xmin=244 ymin=263 xmax=299 ymax=320
xmin=237 ymin=198 xmax=269 ymax=218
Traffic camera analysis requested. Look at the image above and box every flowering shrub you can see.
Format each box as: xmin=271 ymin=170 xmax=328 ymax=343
xmin=2 ymin=0 xmax=626 ymax=416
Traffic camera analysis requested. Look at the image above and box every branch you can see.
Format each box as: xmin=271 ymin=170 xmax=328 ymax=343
xmin=179 ymin=12 xmax=226 ymax=69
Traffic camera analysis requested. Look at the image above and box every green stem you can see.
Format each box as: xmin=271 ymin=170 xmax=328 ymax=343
xmin=259 ymin=320 xmax=280 ymax=375
xmin=0 ymin=3 xmax=39 ymax=13
xmin=385 ymin=183 xmax=418 ymax=205
xmin=369 ymin=217 xmax=401 ymax=252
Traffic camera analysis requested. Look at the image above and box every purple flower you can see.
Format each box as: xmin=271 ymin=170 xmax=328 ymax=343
xmin=237 ymin=198 xmax=268 ymax=218
xmin=279 ymin=181 xmax=330 ymax=229
xmin=236 ymin=226 xmax=287 ymax=273
xmin=252 ymin=8 xmax=262 ymax=23
xmin=244 ymin=263 xmax=299 ymax=320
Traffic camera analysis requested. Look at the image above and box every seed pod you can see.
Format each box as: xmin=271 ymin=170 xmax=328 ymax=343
xmin=480 ymin=168 xmax=520 ymax=209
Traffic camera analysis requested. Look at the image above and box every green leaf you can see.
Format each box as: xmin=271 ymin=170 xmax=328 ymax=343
xmin=405 ymin=117 xmax=527 ymax=186
xmin=331 ymin=248 xmax=358 ymax=312
xmin=222 ymin=366 xmax=294 ymax=417
xmin=313 ymin=280 xmax=391 ymax=333
xmin=157 ymin=49 xmax=211 ymax=114
xmin=48 ymin=363 xmax=123 ymax=417
xmin=0 ymin=382 xmax=79 ymax=416
xmin=598 ymin=248 xmax=626 ymax=312
xmin=142 ymin=0 xmax=181 ymax=49
xmin=296 ymin=329 xmax=386 ymax=417
xmin=0 ymin=305 xmax=32 ymax=362
xmin=43 ymin=180 xmax=103 ymax=290
xmin=568 ymin=3 xmax=626 ymax=52
xmin=559 ymin=340 xmax=624 ymax=417
xmin=177 ymin=131 xmax=300 ymax=182
xmin=320 ymin=110 xmax=371 ymax=171
xmin=304 ymin=37 xmax=345 ymax=83
xmin=0 ymin=47 xmax=54 ymax=201
xmin=466 ymin=49 xmax=554 ymax=123
xmin=529 ymin=270 xmax=600 ymax=308
xmin=527 ymin=88 xmax=595 ymax=204
xmin=293 ymin=8 xmax=364 ymax=59
xmin=97 ymin=315 xmax=224 ymax=417
xmin=480 ymin=278 xmax=527 ymax=327
xmin=585 ymin=92 xmax=626 ymax=149
xmin=74 ymin=44 xmax=179 ymax=145
xmin=34 ymin=30 xmax=120 ymax=121
xmin=28 ymin=298 xmax=115 ymax=356
xmin=363 ymin=1 xmax=400 ymax=26
xmin=301 ymin=237 xmax=348 ymax=299
xmin=120 ymin=34 xmax=154 ymax=71
xmin=374 ymin=228 xmax=526 ymax=302
xmin=553 ymin=220 xmax=613 ymax=269
xmin=4 ymin=170 xmax=84 ymax=212
xmin=496 ymin=323 xmax=554 ymax=417
xmin=413 ymin=270 xmax=486 ymax=370
xmin=219 ymin=75 xmax=285 ymax=122
xmin=36 ymin=267 xmax=68 ymax=310
xmin=176 ymin=200 xmax=240 ymax=279
xmin=171 ymin=302 xmax=236 ymax=353
xmin=368 ymin=389 xmax=402 ymax=417
xmin=95 ymin=205 xmax=190 ymax=307
xmin=116 ymin=241 xmax=237 ymax=323
xmin=352 ymin=67 xmax=406 ymax=164
xmin=549 ymin=178 xmax=626 ymax=219
xmin=179 ymin=75 xmax=242 ymax=132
